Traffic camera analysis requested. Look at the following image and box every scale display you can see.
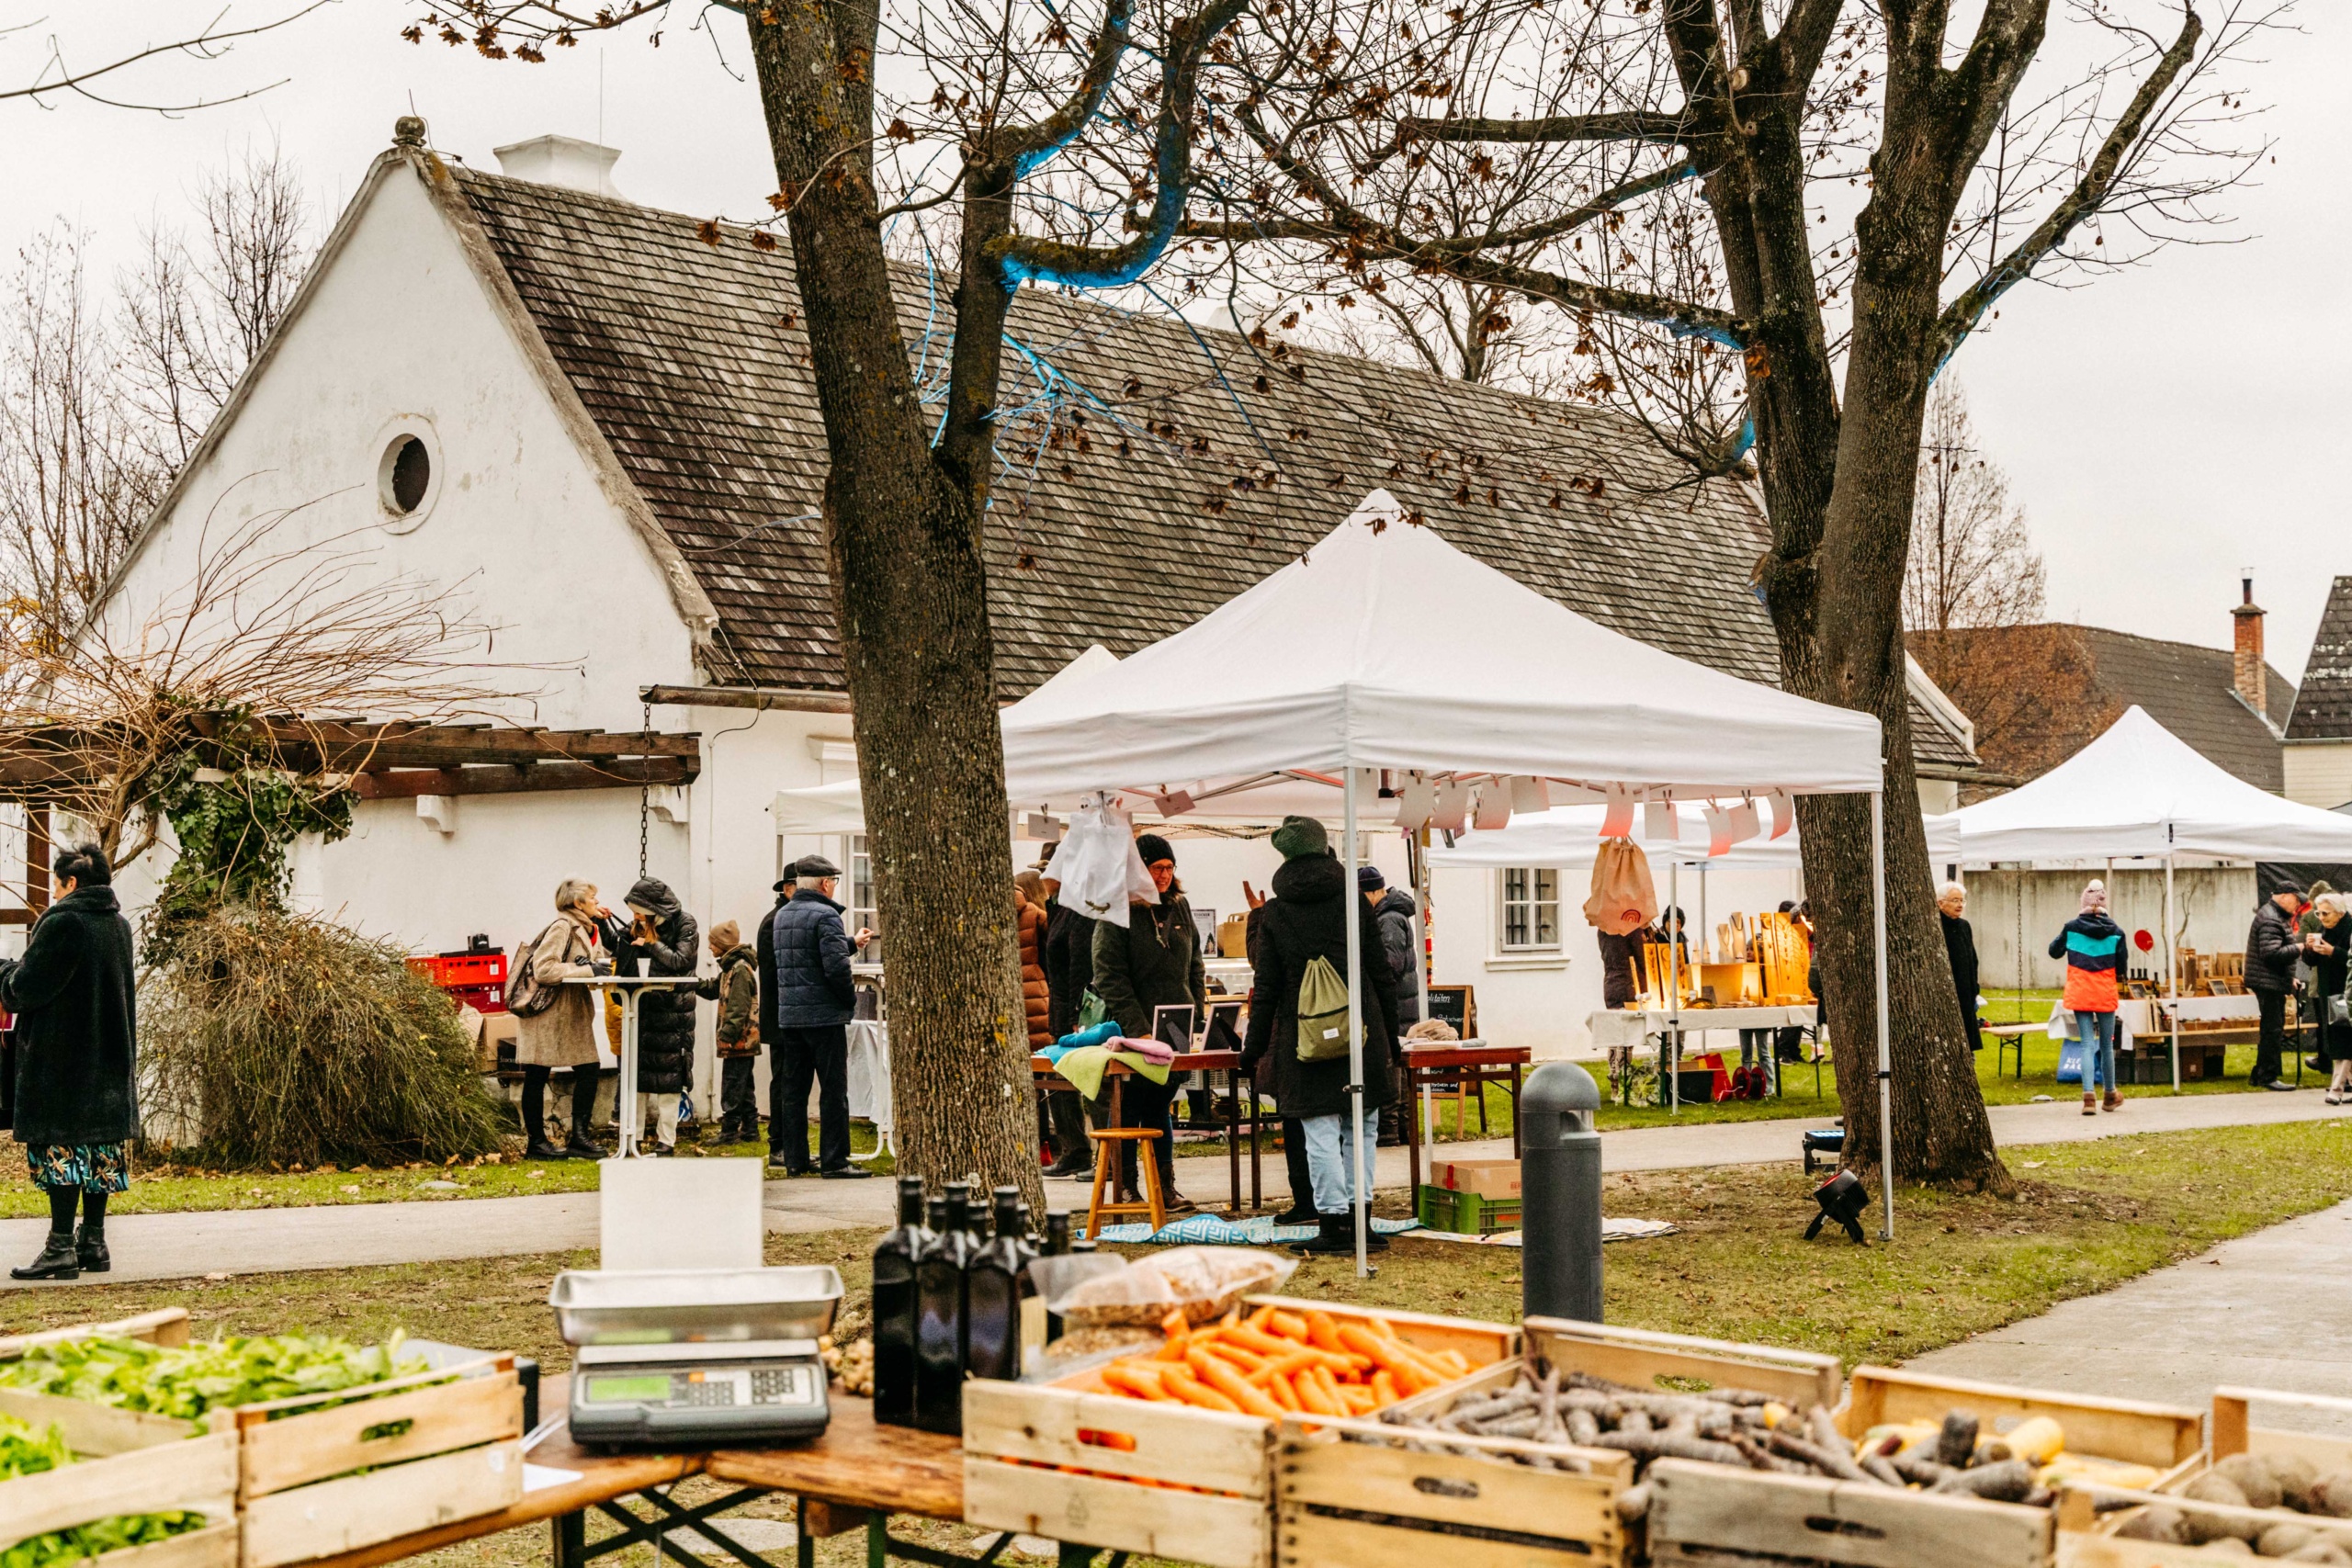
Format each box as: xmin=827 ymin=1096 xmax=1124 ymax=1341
xmin=581 ymin=1364 xmax=820 ymax=1409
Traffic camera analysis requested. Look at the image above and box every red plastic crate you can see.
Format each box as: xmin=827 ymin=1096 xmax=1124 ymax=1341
xmin=406 ymin=953 xmax=507 ymax=988
xmin=447 ymin=982 xmax=507 ymax=1015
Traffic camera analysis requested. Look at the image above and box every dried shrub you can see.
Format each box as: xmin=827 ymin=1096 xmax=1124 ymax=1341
xmin=140 ymin=906 xmax=507 ymax=1169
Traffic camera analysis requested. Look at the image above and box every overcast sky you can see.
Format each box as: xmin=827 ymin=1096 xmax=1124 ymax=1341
xmin=7 ymin=2 xmax=2345 ymax=679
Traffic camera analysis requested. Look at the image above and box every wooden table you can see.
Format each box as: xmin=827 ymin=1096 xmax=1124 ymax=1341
xmin=297 ymin=1378 xmax=999 ymax=1568
xmin=1401 ymin=1042 xmax=1532 ymax=1196
xmin=1032 ymin=1048 xmax=1265 ymax=1213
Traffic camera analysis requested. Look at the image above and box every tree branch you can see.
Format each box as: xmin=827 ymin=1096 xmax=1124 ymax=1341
xmin=1396 ymin=108 xmax=1703 ymax=149
xmin=2 ymin=2 xmax=337 ymax=111
xmin=1931 ymin=4 xmax=2204 ymax=370
xmin=992 ymin=0 xmax=1247 ymax=289
xmin=995 ymin=0 xmax=1136 ymax=177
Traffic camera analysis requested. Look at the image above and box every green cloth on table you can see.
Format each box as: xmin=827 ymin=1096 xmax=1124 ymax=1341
xmin=1053 ymin=1045 xmax=1171 ymax=1100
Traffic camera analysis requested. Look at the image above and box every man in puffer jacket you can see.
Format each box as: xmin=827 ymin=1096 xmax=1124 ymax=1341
xmin=2245 ymin=886 xmax=2314 ymax=1092
xmin=770 ymin=854 xmax=873 ymax=1177
xmin=617 ymin=877 xmax=700 ymax=1155
xmin=2048 ymin=880 xmax=2127 ymax=1115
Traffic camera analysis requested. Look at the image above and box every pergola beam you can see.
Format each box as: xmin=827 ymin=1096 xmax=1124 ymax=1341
xmin=347 ymin=757 xmax=697 ymax=799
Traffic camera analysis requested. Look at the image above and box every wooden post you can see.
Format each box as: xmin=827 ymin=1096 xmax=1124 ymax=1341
xmin=24 ymin=805 xmax=48 ymax=917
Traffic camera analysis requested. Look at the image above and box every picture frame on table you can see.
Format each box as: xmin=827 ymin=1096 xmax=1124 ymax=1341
xmin=1203 ymin=998 xmax=1245 ymax=1054
xmin=1152 ymin=1003 xmax=1198 ymax=1055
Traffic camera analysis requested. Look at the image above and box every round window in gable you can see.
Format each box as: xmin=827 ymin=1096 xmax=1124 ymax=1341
xmin=371 ymin=419 xmax=443 ymax=534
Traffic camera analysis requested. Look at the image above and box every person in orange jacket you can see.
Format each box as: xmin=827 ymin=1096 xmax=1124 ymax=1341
xmin=2049 ymin=881 xmax=2128 ymax=1115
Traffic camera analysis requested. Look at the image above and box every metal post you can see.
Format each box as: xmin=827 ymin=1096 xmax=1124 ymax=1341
xmin=2166 ymin=854 xmax=2181 ymax=1093
xmin=1520 ymin=1062 xmax=1603 ymax=1321
xmin=1871 ymin=789 xmax=1894 ymax=1242
xmin=618 ymin=986 xmax=640 ymax=1158
xmin=1667 ymin=858 xmax=1681 ymax=1112
xmin=1411 ymin=827 xmax=1433 ymax=1145
xmin=1343 ymin=770 xmax=1370 ymax=1277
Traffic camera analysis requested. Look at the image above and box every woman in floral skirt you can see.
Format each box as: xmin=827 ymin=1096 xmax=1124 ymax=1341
xmin=0 ymin=842 xmax=137 ymax=1280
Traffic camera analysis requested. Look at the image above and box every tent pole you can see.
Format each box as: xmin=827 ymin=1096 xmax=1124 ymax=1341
xmin=2167 ymin=855 xmax=2181 ymax=1093
xmin=1668 ymin=857 xmax=1681 ymax=1114
xmin=1412 ymin=827 xmax=1433 ymax=1147
xmin=1344 ymin=769 xmax=1370 ymax=1277
xmin=1871 ymin=789 xmax=1894 ymax=1242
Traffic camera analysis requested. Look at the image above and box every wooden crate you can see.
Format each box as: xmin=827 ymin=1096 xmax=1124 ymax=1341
xmin=1526 ymin=1317 xmax=1843 ymax=1414
xmin=2063 ymin=1386 xmax=2352 ymax=1567
xmin=233 ymin=1354 xmax=524 ymax=1568
xmin=965 ymin=1298 xmax=1516 ymax=1568
xmin=1641 ymin=1364 xmax=2199 ymax=1568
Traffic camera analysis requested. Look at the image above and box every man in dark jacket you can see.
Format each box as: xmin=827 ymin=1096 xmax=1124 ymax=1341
xmin=2246 ymin=888 xmax=2312 ymax=1091
xmin=617 ymin=877 xmax=700 ymax=1155
xmin=1242 ymin=817 xmax=1400 ymax=1256
xmin=754 ymin=867 xmax=797 ymax=1055
xmin=1036 ymin=863 xmax=1093 ymax=1177
xmin=1938 ymin=883 xmax=1982 ymax=1055
xmin=1361 ymin=868 xmax=1419 ymax=1145
xmin=770 ymin=854 xmax=873 ymax=1176
xmin=0 ymin=843 xmax=137 ymax=1280
xmin=1091 ymin=833 xmax=1205 ymax=1210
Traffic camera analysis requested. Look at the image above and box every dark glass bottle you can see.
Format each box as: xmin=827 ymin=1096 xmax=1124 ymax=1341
xmin=1041 ymin=1212 xmax=1072 ymax=1341
xmin=869 ymin=1178 xmax=929 ymax=1427
xmin=913 ymin=1184 xmax=978 ymax=1433
xmin=966 ymin=1187 xmax=1031 ymax=1382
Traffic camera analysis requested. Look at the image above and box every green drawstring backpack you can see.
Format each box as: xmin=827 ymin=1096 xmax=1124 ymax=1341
xmin=1295 ymin=955 xmax=1355 ymax=1063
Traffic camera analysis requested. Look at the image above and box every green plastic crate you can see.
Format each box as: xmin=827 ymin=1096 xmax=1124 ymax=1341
xmin=1414 ymin=1182 xmax=1521 ymax=1235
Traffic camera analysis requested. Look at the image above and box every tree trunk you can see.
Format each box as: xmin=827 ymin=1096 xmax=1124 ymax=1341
xmin=745 ymin=7 xmax=1043 ymax=1214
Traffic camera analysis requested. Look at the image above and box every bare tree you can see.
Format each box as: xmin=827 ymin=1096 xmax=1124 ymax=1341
xmin=1904 ymin=379 xmax=2045 ymax=641
xmin=1 ymin=4 xmax=336 ymax=112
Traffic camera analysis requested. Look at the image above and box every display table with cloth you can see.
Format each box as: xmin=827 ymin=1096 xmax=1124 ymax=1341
xmin=1034 ymin=1047 xmax=1263 ymax=1213
xmin=1400 ymin=1042 xmax=1530 ymax=1195
xmin=1585 ymin=1005 xmax=1816 ymax=1106
xmin=842 ymin=1020 xmax=892 ymax=1160
xmin=2043 ymin=996 xmax=2250 ymax=1084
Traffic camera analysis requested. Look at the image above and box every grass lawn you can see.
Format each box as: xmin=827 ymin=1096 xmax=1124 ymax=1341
xmin=6 ymin=1118 xmax=2350 ymax=1568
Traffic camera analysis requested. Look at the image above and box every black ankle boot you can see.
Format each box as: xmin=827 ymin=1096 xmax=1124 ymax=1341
xmin=1272 ymin=1201 xmax=1317 ymax=1226
xmin=1295 ymin=1213 xmax=1355 ymax=1255
xmin=74 ymin=1224 xmax=108 ymax=1275
xmin=11 ymin=1232 xmax=80 ymax=1281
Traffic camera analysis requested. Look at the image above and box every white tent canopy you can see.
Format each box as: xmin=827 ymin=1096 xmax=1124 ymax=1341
xmin=996 ymin=491 xmax=1901 ymax=1260
xmin=1947 ymin=705 xmax=2352 ymax=863
xmin=1430 ymin=803 xmax=1960 ymax=871
xmin=999 ymin=494 xmax=1882 ymax=807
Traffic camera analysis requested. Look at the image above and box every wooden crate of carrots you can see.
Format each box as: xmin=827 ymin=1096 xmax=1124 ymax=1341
xmin=962 ymin=1295 xmax=1515 ymax=1568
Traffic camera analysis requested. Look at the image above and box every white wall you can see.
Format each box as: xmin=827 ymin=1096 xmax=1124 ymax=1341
xmin=1962 ymin=864 xmax=2259 ymax=991
xmin=2285 ymin=745 xmax=2352 ymax=811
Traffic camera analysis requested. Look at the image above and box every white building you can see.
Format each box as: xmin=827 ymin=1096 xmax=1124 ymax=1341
xmin=88 ymin=124 xmax=1980 ymax=1106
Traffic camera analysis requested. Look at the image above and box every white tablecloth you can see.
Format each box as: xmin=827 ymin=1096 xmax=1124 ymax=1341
xmin=1586 ymin=1005 xmax=1816 ymax=1050
xmin=844 ymin=1020 xmax=891 ymax=1146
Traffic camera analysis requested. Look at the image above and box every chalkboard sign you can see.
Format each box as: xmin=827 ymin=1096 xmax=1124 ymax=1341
xmin=1423 ymin=985 xmax=1476 ymax=1040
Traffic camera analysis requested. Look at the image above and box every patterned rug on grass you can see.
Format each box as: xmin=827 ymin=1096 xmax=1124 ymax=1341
xmin=1089 ymin=1213 xmax=1423 ymax=1245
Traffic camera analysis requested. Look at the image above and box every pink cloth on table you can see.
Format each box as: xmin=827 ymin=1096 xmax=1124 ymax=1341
xmin=1117 ymin=1035 xmax=1176 ymax=1064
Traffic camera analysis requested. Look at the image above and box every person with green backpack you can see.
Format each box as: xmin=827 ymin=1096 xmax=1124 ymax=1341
xmin=1239 ymin=816 xmax=1401 ymax=1256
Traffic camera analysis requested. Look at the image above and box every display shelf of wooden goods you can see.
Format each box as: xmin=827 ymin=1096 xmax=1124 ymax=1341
xmin=232 ymin=1353 xmax=523 ymax=1568
xmin=1275 ymin=1319 xmax=1841 ymax=1568
xmin=962 ymin=1297 xmax=1515 ymax=1568
xmin=0 ymin=1310 xmax=239 ymax=1568
xmin=2062 ymin=1386 xmax=2352 ymax=1568
xmin=1649 ymin=1365 xmax=2201 ymax=1568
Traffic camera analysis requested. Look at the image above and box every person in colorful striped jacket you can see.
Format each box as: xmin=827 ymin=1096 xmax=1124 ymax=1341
xmin=2050 ymin=881 xmax=2128 ymax=1115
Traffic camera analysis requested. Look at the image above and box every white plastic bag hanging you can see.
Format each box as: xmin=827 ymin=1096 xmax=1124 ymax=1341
xmin=1054 ymin=792 xmax=1158 ymax=927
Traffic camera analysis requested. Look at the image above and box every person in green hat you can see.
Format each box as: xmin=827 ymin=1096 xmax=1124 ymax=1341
xmin=1240 ymin=815 xmax=1401 ymax=1255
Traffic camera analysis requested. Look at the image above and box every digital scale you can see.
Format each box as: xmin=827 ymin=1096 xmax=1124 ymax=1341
xmin=550 ymin=1265 xmax=842 ymax=1450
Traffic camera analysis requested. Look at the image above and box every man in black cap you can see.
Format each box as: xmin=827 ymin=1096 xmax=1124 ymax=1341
xmin=752 ymin=862 xmax=799 ymax=1146
xmin=769 ymin=854 xmax=874 ymax=1177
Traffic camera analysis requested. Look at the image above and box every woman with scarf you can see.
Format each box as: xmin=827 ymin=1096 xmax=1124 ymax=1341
xmin=2049 ymin=880 xmax=2128 ymax=1114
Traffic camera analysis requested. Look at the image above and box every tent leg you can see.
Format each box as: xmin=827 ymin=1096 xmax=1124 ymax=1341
xmin=1871 ymin=789 xmax=1894 ymax=1242
xmin=1412 ymin=829 xmax=1433 ymax=1147
xmin=2167 ymin=856 xmax=2180 ymax=1094
xmin=1344 ymin=771 xmax=1370 ymax=1278
xmin=1668 ymin=859 xmax=1680 ymax=1114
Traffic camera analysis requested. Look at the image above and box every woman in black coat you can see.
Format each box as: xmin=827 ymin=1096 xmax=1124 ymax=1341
xmin=1241 ymin=818 xmax=1399 ymax=1255
xmin=618 ymin=876 xmax=699 ymax=1155
xmin=1938 ymin=883 xmax=1983 ymax=1053
xmin=0 ymin=843 xmax=137 ymax=1280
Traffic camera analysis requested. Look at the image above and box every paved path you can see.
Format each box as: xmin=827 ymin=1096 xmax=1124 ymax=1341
xmin=6 ymin=1085 xmax=2344 ymax=1287
xmin=1905 ymin=1198 xmax=2352 ymax=1438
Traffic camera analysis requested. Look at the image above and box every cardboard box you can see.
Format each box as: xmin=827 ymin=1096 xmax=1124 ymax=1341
xmin=1216 ymin=914 xmax=1250 ymax=959
xmin=1429 ymin=1157 xmax=1520 ymax=1199
xmin=476 ymin=1010 xmax=520 ymax=1071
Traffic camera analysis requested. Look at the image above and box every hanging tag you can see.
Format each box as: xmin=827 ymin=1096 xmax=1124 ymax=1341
xmin=1702 ymin=804 xmax=1733 ymax=857
xmin=1431 ymin=779 xmax=1473 ymax=833
xmin=1023 ymin=812 xmax=1063 ymax=842
xmin=1153 ymin=790 xmax=1195 ymax=817
xmin=1644 ymin=800 xmax=1679 ymax=844
xmin=1395 ymin=773 xmax=1435 ymax=831
xmin=1510 ymin=775 xmax=1548 ymax=816
xmin=1472 ymin=784 xmax=1511 ymax=831
xmin=1600 ymin=784 xmax=1634 ymax=839
xmin=1727 ymin=800 xmax=1760 ymax=845
xmin=1767 ymin=790 xmax=1795 ymax=840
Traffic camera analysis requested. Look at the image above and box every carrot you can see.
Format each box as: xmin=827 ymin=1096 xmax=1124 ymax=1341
xmin=1267 ymin=1310 xmax=1311 ymax=1341
xmin=1266 ymin=1371 xmax=1303 ymax=1413
xmin=1336 ymin=1325 xmax=1441 ymax=1392
xmin=1160 ymin=1366 xmax=1241 ymax=1413
xmin=1370 ymin=1370 xmax=1399 ymax=1407
xmin=1337 ymin=1384 xmax=1378 ymax=1414
xmin=1304 ymin=1310 xmax=1346 ymax=1356
xmin=1246 ymin=1304 xmax=1277 ymax=1333
xmin=1161 ymin=1308 xmax=1191 ymax=1341
xmin=1430 ymin=1348 xmax=1473 ymax=1377
xmin=1294 ymin=1368 xmax=1344 ymax=1417
xmin=1103 ymin=1363 xmax=1172 ymax=1402
xmin=1079 ymin=1428 xmax=1139 ymax=1451
xmin=1248 ymin=1349 xmax=1321 ymax=1386
xmin=1310 ymin=1364 xmax=1347 ymax=1408
xmin=1201 ymin=1340 xmax=1267 ymax=1372
xmin=1187 ymin=1348 xmax=1284 ymax=1418
xmin=1223 ymin=1324 xmax=1295 ymax=1358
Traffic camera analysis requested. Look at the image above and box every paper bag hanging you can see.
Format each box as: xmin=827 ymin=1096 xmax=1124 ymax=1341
xmin=1472 ymin=784 xmax=1511 ymax=830
xmin=1727 ymin=800 xmax=1760 ymax=845
xmin=1510 ymin=775 xmax=1548 ymax=816
xmin=1394 ymin=773 xmax=1436 ymax=831
xmin=1600 ymin=784 xmax=1635 ymax=838
xmin=1582 ymin=838 xmax=1658 ymax=936
xmin=1431 ymin=779 xmax=1473 ymax=833
xmin=1767 ymin=789 xmax=1795 ymax=840
xmin=1702 ymin=805 xmax=1732 ymax=857
xmin=1643 ymin=800 xmax=1679 ymax=844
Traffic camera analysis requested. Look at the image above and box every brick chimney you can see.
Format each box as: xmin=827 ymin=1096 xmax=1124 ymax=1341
xmin=2233 ymin=572 xmax=2267 ymax=716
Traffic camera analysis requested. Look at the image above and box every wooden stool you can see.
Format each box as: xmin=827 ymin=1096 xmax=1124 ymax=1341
xmin=1083 ymin=1127 xmax=1167 ymax=1238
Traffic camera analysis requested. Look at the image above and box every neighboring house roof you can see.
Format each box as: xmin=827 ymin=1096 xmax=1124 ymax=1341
xmin=2286 ymin=576 xmax=2352 ymax=741
xmin=1923 ymin=623 xmax=2290 ymax=791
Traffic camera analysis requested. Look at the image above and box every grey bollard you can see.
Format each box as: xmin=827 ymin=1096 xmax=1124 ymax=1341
xmin=1521 ymin=1061 xmax=1603 ymax=1323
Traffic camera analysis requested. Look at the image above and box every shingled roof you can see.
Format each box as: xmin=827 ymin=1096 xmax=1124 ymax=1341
xmin=2286 ymin=577 xmax=2352 ymax=742
xmin=447 ymin=161 xmax=1974 ymax=769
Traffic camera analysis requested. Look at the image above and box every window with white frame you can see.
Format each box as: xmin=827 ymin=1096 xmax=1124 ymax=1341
xmin=1498 ymin=867 xmax=1561 ymax=952
xmin=848 ymin=834 xmax=881 ymax=962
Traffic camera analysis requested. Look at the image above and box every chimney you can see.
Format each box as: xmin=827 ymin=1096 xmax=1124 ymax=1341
xmin=492 ymin=135 xmax=625 ymax=199
xmin=2233 ymin=570 xmax=2267 ymax=716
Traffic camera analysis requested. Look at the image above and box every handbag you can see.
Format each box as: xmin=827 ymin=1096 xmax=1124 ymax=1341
xmin=1077 ymin=989 xmax=1108 ymax=1032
